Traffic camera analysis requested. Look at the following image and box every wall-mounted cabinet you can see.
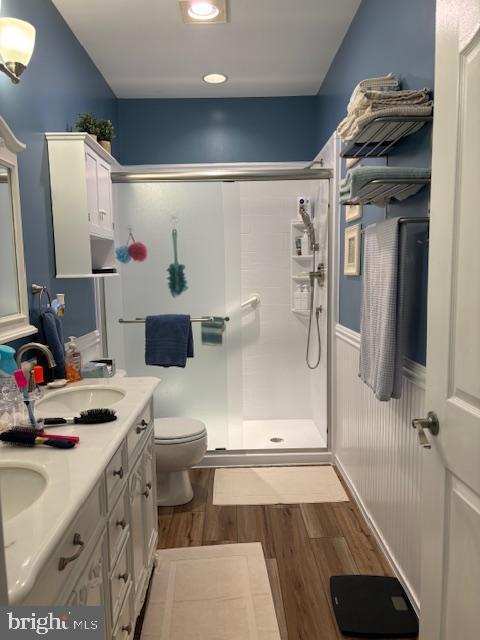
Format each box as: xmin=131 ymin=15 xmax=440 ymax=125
xmin=46 ymin=132 xmax=118 ymax=278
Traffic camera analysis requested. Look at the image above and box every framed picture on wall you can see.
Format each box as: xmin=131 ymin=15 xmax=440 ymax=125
xmin=345 ymin=203 xmax=362 ymax=223
xmin=344 ymin=224 xmax=361 ymax=276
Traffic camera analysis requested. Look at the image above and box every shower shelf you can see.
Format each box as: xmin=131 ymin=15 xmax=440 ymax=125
xmin=291 ymin=254 xmax=313 ymax=261
xmin=340 ymin=114 xmax=433 ymax=159
xmin=341 ymin=177 xmax=431 ymax=206
xmin=292 ymin=308 xmax=310 ymax=316
xmin=292 ymin=274 xmax=310 ymax=281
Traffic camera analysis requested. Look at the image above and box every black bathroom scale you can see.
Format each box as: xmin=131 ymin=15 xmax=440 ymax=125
xmin=330 ymin=575 xmax=419 ymax=638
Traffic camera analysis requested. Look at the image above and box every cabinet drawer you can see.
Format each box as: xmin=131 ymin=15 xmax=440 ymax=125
xmin=110 ymin=538 xmax=131 ymax=627
xmin=108 ymin=490 xmax=129 ymax=570
xmin=23 ymin=484 xmax=103 ymax=605
xmin=126 ymin=402 xmax=152 ymax=463
xmin=112 ymin=584 xmax=134 ymax=640
xmin=106 ymin=442 xmax=127 ymax=509
xmin=67 ymin=532 xmax=107 ymax=608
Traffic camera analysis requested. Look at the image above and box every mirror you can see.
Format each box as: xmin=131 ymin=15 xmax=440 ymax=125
xmin=0 ymin=167 xmax=20 ymax=317
xmin=0 ymin=117 xmax=36 ymax=343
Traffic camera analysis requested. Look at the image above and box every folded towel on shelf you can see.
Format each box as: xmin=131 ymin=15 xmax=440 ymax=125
xmin=339 ymin=166 xmax=431 ymax=205
xmin=347 ymin=73 xmax=400 ymax=111
xmin=201 ymin=317 xmax=226 ymax=346
xmin=145 ymin=314 xmax=193 ymax=367
xmin=359 ymin=218 xmax=410 ymax=401
xmin=339 ymin=102 xmax=433 ymax=141
xmin=338 ymin=89 xmax=431 ymax=138
xmin=38 ymin=308 xmax=66 ymax=379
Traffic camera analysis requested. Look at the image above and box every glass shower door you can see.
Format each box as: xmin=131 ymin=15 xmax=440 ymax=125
xmin=105 ymin=181 xmax=242 ymax=450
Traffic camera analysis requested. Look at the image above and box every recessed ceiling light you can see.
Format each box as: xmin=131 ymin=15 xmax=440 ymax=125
xmin=188 ymin=2 xmax=220 ymax=21
xmin=203 ymin=73 xmax=227 ymax=84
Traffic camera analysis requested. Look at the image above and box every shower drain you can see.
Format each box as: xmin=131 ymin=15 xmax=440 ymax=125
xmin=270 ymin=437 xmax=284 ymax=443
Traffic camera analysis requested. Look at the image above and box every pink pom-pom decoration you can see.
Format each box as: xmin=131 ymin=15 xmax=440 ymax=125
xmin=128 ymin=241 xmax=147 ymax=262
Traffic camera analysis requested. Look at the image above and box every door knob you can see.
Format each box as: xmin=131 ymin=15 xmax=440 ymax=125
xmin=412 ymin=411 xmax=440 ymax=449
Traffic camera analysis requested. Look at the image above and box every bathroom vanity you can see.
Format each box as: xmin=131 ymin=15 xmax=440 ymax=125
xmin=0 ymin=377 xmax=159 ymax=640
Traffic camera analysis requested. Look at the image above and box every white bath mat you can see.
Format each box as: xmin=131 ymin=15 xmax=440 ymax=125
xmin=213 ymin=465 xmax=349 ymax=505
xmin=141 ymin=543 xmax=281 ymax=640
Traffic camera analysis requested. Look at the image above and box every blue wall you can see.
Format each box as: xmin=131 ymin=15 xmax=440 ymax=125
xmin=317 ymin=0 xmax=435 ymax=364
xmin=0 ymin=0 xmax=117 ymax=342
xmin=117 ymin=97 xmax=318 ymax=164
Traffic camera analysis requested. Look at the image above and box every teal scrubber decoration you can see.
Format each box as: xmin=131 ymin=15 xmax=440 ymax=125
xmin=167 ymin=228 xmax=188 ymax=297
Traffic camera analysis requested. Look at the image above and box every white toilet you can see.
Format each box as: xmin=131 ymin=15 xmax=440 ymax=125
xmin=154 ymin=417 xmax=208 ymax=506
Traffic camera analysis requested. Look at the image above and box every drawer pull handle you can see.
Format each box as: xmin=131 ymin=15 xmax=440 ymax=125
xmin=116 ymin=518 xmax=127 ymax=530
xmin=58 ymin=533 xmax=85 ymax=571
xmin=122 ymin=623 xmax=132 ymax=634
xmin=136 ymin=421 xmax=148 ymax=434
xmin=146 ymin=482 xmax=152 ymax=490
xmin=113 ymin=466 xmax=124 ymax=479
xmin=142 ymin=487 xmax=150 ymax=498
xmin=118 ymin=572 xmax=129 ymax=583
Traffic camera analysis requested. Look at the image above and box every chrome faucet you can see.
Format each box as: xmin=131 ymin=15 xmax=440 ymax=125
xmin=15 ymin=342 xmax=56 ymax=369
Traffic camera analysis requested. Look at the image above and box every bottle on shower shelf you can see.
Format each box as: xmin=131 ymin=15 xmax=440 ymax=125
xmin=301 ymin=230 xmax=310 ymax=257
xmin=301 ymin=284 xmax=311 ymax=311
xmin=294 ymin=284 xmax=303 ymax=310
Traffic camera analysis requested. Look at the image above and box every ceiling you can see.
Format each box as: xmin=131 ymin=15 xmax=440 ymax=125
xmin=52 ymin=0 xmax=360 ymax=99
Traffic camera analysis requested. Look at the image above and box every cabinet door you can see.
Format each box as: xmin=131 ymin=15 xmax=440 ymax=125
xmin=128 ymin=460 xmax=145 ymax=598
xmin=85 ymin=150 xmax=100 ymax=234
xmin=67 ymin=534 xmax=107 ymax=608
xmin=142 ymin=441 xmax=158 ymax=568
xmin=97 ymin=160 xmax=114 ymax=238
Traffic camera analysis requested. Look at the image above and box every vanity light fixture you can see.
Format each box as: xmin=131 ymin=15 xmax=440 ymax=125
xmin=188 ymin=2 xmax=220 ymax=20
xmin=0 ymin=17 xmax=36 ymax=84
xmin=203 ymin=73 xmax=227 ymax=84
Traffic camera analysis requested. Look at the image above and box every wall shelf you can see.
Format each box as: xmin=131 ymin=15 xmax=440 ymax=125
xmin=341 ymin=178 xmax=430 ymax=206
xmin=340 ymin=115 xmax=433 ymax=159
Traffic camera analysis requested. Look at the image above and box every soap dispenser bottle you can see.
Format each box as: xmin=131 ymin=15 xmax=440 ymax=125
xmin=66 ymin=337 xmax=82 ymax=383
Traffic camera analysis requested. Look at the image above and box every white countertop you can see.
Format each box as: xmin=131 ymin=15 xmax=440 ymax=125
xmin=1 ymin=376 xmax=160 ymax=605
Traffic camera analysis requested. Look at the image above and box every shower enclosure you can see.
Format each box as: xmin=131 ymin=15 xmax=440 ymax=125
xmin=105 ymin=168 xmax=331 ymax=454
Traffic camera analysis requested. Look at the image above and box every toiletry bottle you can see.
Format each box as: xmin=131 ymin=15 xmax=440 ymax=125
xmin=301 ymin=230 xmax=310 ymax=256
xmin=301 ymin=284 xmax=310 ymax=310
xmin=0 ymin=345 xmax=17 ymax=376
xmin=295 ymin=236 xmax=302 ymax=255
xmin=294 ymin=284 xmax=302 ymax=310
xmin=66 ymin=337 xmax=82 ymax=383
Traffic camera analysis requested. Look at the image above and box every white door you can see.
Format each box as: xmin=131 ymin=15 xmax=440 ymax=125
xmin=420 ymin=0 xmax=480 ymax=638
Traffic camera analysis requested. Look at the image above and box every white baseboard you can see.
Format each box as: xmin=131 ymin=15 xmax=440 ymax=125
xmin=334 ymin=454 xmax=420 ymax=615
xmin=197 ymin=449 xmax=332 ymax=468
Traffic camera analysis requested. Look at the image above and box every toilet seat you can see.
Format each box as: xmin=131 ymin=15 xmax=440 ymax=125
xmin=154 ymin=417 xmax=207 ymax=445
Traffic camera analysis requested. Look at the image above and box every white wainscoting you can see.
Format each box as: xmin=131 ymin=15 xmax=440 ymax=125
xmin=334 ymin=324 xmax=424 ymax=611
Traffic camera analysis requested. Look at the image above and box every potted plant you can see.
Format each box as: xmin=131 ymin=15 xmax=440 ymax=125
xmin=75 ymin=112 xmax=98 ymax=141
xmin=96 ymin=119 xmax=115 ymax=154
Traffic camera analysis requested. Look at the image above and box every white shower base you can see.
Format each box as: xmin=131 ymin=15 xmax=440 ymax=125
xmin=241 ymin=419 xmax=326 ymax=450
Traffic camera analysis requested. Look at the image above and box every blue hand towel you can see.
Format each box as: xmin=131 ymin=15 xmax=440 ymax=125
xmin=39 ymin=308 xmax=66 ymax=379
xmin=145 ymin=315 xmax=193 ymax=368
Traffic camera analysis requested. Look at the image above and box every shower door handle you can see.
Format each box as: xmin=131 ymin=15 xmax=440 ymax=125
xmin=412 ymin=412 xmax=440 ymax=449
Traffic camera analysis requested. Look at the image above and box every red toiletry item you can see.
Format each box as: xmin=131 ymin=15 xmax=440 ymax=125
xmin=13 ymin=369 xmax=28 ymax=388
xmin=33 ymin=366 xmax=44 ymax=384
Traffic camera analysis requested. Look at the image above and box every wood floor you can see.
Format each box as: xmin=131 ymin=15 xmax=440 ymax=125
xmin=148 ymin=466 xmax=396 ymax=640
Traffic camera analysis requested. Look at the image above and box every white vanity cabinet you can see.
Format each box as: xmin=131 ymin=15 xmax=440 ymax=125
xmin=21 ymin=399 xmax=157 ymax=640
xmin=46 ymin=132 xmax=117 ymax=278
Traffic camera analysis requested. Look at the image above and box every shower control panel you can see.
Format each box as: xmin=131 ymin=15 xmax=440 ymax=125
xmin=297 ymin=196 xmax=313 ymax=219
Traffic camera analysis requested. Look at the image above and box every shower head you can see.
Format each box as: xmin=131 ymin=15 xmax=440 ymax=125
xmin=298 ymin=199 xmax=319 ymax=252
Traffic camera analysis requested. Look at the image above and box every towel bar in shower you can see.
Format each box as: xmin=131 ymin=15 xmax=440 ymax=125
xmin=119 ymin=316 xmax=230 ymax=324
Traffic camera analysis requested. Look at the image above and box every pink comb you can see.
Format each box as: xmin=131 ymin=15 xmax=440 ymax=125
xmin=13 ymin=369 xmax=28 ymax=388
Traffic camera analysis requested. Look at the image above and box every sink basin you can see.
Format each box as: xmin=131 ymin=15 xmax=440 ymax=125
xmin=0 ymin=466 xmax=47 ymax=522
xmin=36 ymin=386 xmax=125 ymax=416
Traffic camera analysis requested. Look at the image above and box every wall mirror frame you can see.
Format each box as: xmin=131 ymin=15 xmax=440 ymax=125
xmin=0 ymin=116 xmax=36 ymax=342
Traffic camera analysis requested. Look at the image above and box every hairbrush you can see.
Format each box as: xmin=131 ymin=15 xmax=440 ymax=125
xmin=0 ymin=429 xmax=76 ymax=449
xmin=41 ymin=408 xmax=117 ymax=427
